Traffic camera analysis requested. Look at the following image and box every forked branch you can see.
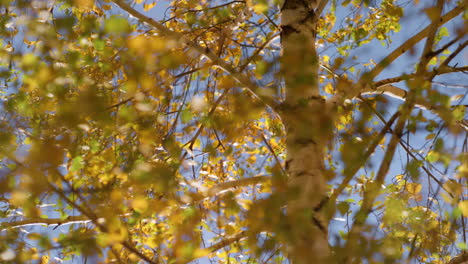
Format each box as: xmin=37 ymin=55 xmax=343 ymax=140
xmin=111 ymin=0 xmax=275 ymax=107
xmin=362 ymin=1 xmax=466 ymax=82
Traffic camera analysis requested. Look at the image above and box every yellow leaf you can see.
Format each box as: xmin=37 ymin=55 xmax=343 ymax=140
xmin=428 ymin=57 xmax=437 ymax=66
xmin=193 ymin=248 xmax=210 ymax=259
xmin=144 ymin=2 xmax=157 ymax=12
xmin=146 ymin=237 xmax=158 ymax=248
xmin=128 ymin=35 xmax=148 ymax=54
xmin=443 ymin=180 xmax=462 ymax=197
xmin=132 ymin=196 xmax=149 ymax=213
xmin=218 ymin=75 xmax=236 ymax=89
xmin=394 ymin=174 xmax=404 ymax=182
xmin=225 ymin=223 xmax=237 ymax=235
xmin=459 ymin=201 xmax=468 ymax=217
xmin=150 ymin=36 xmax=168 ymax=52
xmin=253 ymin=3 xmax=268 ymax=14
xmin=74 ymin=0 xmax=94 ymax=9
xmin=96 ymin=233 xmax=112 ymax=247
xmin=324 ymin=83 xmax=334 ymax=94
xmin=110 ymin=190 xmax=124 ymax=203
xmin=322 ymin=55 xmax=330 ymax=64
xmin=40 ymin=255 xmax=49 ymax=264
xmin=10 ymin=190 xmax=29 ymax=206
xmin=98 ymin=227 xmax=128 ymax=246
xmin=21 ymin=53 xmax=38 ymax=68
xmin=27 ymin=233 xmax=41 ymax=240
xmin=238 ymin=199 xmax=252 ymax=210
xmin=247 ymin=155 xmax=257 ymax=164
xmin=406 ymin=183 xmax=422 ymax=195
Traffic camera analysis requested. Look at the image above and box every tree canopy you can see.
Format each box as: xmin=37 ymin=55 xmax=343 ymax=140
xmin=0 ymin=0 xmax=467 ymax=263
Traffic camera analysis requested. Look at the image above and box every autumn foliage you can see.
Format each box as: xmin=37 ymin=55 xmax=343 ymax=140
xmin=0 ymin=0 xmax=467 ymax=263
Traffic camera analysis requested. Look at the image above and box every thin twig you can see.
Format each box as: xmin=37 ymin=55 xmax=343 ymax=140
xmin=111 ymin=0 xmax=276 ymax=108
xmin=362 ymin=1 xmax=466 ymax=82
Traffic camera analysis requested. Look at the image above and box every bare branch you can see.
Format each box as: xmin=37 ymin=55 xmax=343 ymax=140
xmin=312 ymin=0 xmax=330 ymax=25
xmin=328 ymin=111 xmax=400 ymax=206
xmin=440 ymin=39 xmax=468 ymax=68
xmin=372 ymin=66 xmax=468 ymax=88
xmin=360 ymin=83 xmax=468 ymax=133
xmin=205 ymin=175 xmax=269 ymax=197
xmin=189 ymin=175 xmax=270 ymax=202
xmin=1 ymin=216 xmax=90 ymax=230
xmin=344 ymin=36 xmax=431 ymax=258
xmin=362 ymin=1 xmax=466 ymax=82
xmin=240 ymin=33 xmax=280 ymax=72
xmin=206 ymin=231 xmax=247 ymax=253
xmin=360 ymin=84 xmax=437 ymax=110
xmin=111 ymin=0 xmax=276 ymax=108
xmin=416 ymin=0 xmax=445 ymax=75
xmin=105 ymin=97 xmax=135 ymax=110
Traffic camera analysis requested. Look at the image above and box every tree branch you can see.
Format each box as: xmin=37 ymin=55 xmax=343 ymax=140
xmin=1 ymin=216 xmax=90 ymax=230
xmin=239 ymin=33 xmax=280 ymax=72
xmin=188 ymin=175 xmax=269 ymax=202
xmin=46 ymin=178 xmax=158 ymax=264
xmin=416 ymin=0 xmax=445 ymax=75
xmin=447 ymin=253 xmax=468 ymax=264
xmin=111 ymin=0 xmax=276 ymax=108
xmin=205 ymin=175 xmax=269 ymax=197
xmin=372 ymin=66 xmax=468 ymax=88
xmin=344 ymin=100 xmax=412 ymax=263
xmin=206 ymin=231 xmax=247 ymax=253
xmin=362 ymin=1 xmax=466 ymax=82
xmin=309 ymin=0 xmax=330 ymax=26
xmin=328 ymin=111 xmax=400 ymax=206
xmin=440 ymin=39 xmax=468 ymax=69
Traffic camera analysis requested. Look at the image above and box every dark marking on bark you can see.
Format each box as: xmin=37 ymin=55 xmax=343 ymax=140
xmin=296 ymin=171 xmax=309 ymax=177
xmin=53 ymin=223 xmax=62 ymax=230
xmin=299 ymin=10 xmax=316 ymax=25
xmin=280 ymin=25 xmax=300 ymax=38
xmin=295 ymin=138 xmax=316 ymax=145
xmin=313 ymin=196 xmax=328 ymax=212
xmin=307 ymin=95 xmax=325 ymax=102
xmin=401 ymin=90 xmax=407 ymax=98
xmin=281 ymin=0 xmax=304 ymax=10
xmin=285 ymin=159 xmax=292 ymax=170
xmin=312 ymin=216 xmax=327 ymax=233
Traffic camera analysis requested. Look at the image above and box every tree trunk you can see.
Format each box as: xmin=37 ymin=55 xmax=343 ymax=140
xmin=280 ymin=0 xmax=331 ymax=263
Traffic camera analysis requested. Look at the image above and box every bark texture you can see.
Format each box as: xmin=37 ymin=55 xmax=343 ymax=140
xmin=280 ymin=0 xmax=331 ymax=263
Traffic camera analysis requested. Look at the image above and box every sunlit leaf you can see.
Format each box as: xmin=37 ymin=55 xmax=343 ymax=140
xmin=458 ymin=201 xmax=468 ymax=217
xmin=104 ymin=15 xmax=131 ymax=34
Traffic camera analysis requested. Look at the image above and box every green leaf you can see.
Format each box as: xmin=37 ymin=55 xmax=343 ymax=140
xmin=406 ymin=160 xmax=422 ymax=181
xmin=426 ymin=150 xmax=439 ymax=163
xmin=93 ymin=39 xmax=105 ymax=51
xmin=104 ymin=15 xmax=131 ymax=34
xmin=456 ymin=242 xmax=468 ymax=250
xmin=181 ymin=109 xmax=192 ymax=123
xmin=70 ymin=156 xmax=84 ymax=172
xmin=452 ymin=105 xmax=465 ymax=121
xmin=437 ymin=27 xmax=449 ymax=39
xmin=337 ymin=202 xmax=350 ymax=216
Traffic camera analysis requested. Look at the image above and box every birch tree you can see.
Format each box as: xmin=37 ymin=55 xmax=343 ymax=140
xmin=0 ymin=0 xmax=467 ymax=263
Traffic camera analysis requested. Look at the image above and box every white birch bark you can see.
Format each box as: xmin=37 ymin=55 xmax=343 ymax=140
xmin=279 ymin=0 xmax=331 ymax=263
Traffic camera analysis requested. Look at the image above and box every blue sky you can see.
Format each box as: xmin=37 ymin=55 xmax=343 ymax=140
xmin=1 ymin=0 xmax=467 ymax=263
